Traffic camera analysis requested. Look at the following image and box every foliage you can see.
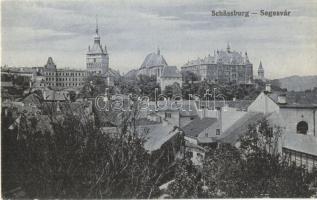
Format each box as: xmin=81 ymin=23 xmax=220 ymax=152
xmin=2 ymin=98 xmax=185 ymax=198
xmin=137 ymin=75 xmax=160 ymax=100
xmin=168 ymin=119 xmax=316 ymax=198
xmin=181 ymin=79 xmax=276 ymax=100
xmin=182 ymin=71 xmax=199 ymax=84
xmin=164 ymin=83 xmax=182 ymax=98
xmin=14 ymin=108 xmax=153 ymax=198
xmin=167 ymin=159 xmax=205 ymax=198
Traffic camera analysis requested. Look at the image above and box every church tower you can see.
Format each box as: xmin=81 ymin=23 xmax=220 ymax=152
xmin=258 ymin=61 xmax=265 ymax=80
xmin=86 ymin=17 xmax=109 ymax=75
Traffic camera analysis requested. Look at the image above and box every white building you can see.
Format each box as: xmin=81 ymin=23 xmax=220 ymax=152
xmin=160 ymin=66 xmax=182 ymax=90
xmin=248 ymin=85 xmax=317 ymax=171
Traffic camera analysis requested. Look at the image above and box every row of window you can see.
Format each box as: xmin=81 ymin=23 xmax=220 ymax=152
xmin=46 ymin=77 xmax=85 ymax=82
xmin=46 ymin=82 xmax=83 ymax=87
xmin=45 ymin=72 xmax=86 ymax=76
xmin=87 ymin=63 xmax=106 ymax=67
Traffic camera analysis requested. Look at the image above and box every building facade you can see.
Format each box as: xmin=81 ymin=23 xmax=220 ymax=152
xmin=160 ymin=66 xmax=182 ymax=90
xmin=86 ymin=22 xmax=109 ymax=75
xmin=43 ymin=57 xmax=87 ymax=88
xmin=248 ymin=86 xmax=317 ymax=171
xmin=181 ymin=44 xmax=253 ymax=84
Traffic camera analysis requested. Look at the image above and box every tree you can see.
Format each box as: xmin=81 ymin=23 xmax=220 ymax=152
xmin=3 ymin=100 xmax=157 ymax=198
xmin=167 ymin=159 xmax=205 ymax=198
xmin=168 ymin=119 xmax=315 ymax=198
xmin=202 ymin=144 xmax=245 ymax=198
xmin=182 ymin=71 xmax=199 ymax=84
xmin=137 ymin=75 xmax=160 ymax=100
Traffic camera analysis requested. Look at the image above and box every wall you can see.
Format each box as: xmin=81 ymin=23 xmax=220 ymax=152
xmin=86 ymin=53 xmax=109 ymax=74
xmin=279 ymin=108 xmax=316 ymax=136
xmin=248 ymin=92 xmax=279 ymax=114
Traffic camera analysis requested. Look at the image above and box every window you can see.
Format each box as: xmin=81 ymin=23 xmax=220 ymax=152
xmin=297 ymin=121 xmax=308 ymax=134
xmin=165 ymin=112 xmax=172 ymax=118
xmin=216 ymin=129 xmax=221 ymax=135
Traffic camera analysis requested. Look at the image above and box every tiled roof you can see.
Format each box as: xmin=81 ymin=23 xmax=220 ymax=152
xmin=43 ymin=90 xmax=70 ymax=101
xmin=136 ymin=118 xmax=161 ymax=126
xmin=142 ymin=124 xmax=180 ymax=152
xmin=198 ymin=100 xmax=253 ymax=111
xmin=267 ymin=91 xmax=317 ymax=108
xmin=161 ymin=66 xmax=182 ymax=78
xmin=140 ymin=51 xmax=168 ymax=69
xmin=219 ymin=112 xmax=264 ymax=144
xmin=183 ymin=48 xmax=250 ymax=67
xmin=182 ymin=117 xmax=217 ymax=138
xmin=22 ymin=93 xmax=42 ymax=108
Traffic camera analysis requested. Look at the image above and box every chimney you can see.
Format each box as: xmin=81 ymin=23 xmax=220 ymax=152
xmin=265 ymin=84 xmax=271 ymax=93
xmin=277 ymin=94 xmax=287 ymax=104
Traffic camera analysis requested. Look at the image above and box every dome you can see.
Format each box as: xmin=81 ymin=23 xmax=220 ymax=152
xmin=140 ymin=49 xmax=168 ymax=69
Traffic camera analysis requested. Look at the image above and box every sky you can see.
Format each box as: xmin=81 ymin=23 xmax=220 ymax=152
xmin=1 ymin=0 xmax=317 ymax=79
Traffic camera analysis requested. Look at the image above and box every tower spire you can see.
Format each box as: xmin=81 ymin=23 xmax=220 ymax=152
xmin=227 ymin=42 xmax=231 ymax=52
xmin=96 ymin=15 xmax=99 ymax=35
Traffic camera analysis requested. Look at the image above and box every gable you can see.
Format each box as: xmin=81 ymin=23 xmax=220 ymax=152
xmin=248 ymin=92 xmax=279 ymax=114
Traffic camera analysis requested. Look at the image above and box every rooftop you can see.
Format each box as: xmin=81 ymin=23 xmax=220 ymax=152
xmin=161 ymin=66 xmax=182 ymax=78
xmin=140 ymin=49 xmax=168 ymax=69
xmin=182 ymin=45 xmax=250 ymax=67
xmin=182 ymin=117 xmax=218 ymax=138
xmin=266 ymin=91 xmax=317 ymax=108
xmin=219 ymin=112 xmax=264 ymax=144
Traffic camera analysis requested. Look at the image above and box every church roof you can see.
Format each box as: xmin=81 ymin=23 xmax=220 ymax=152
xmin=161 ymin=66 xmax=182 ymax=78
xmin=140 ymin=49 xmax=168 ymax=69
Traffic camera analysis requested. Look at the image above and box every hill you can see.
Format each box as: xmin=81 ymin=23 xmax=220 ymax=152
xmin=273 ymin=75 xmax=317 ymax=91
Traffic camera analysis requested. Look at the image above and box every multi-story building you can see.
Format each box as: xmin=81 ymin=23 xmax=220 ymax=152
xmin=43 ymin=57 xmax=87 ymax=88
xmin=181 ymin=44 xmax=253 ymax=84
xmin=86 ymin=21 xmax=109 ymax=75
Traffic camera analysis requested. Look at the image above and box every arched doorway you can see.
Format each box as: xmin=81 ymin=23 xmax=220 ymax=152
xmin=297 ymin=121 xmax=308 ymax=134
